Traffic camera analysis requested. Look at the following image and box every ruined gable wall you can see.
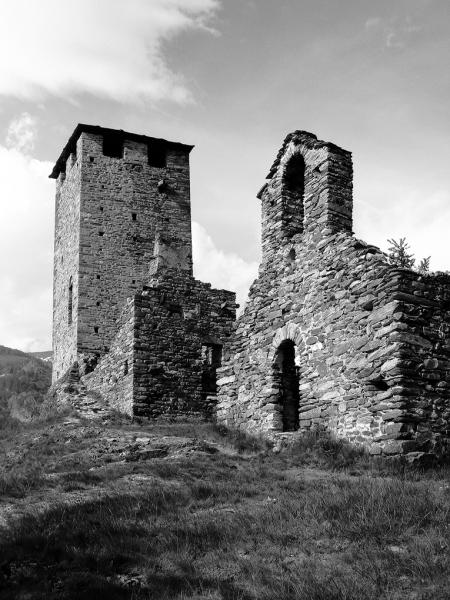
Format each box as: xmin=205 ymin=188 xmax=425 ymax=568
xmin=52 ymin=140 xmax=82 ymax=381
xmin=216 ymin=130 xmax=449 ymax=458
xmin=216 ymin=230 xmax=450 ymax=457
xmin=132 ymin=272 xmax=236 ymax=418
xmin=76 ymin=131 xmax=192 ymax=361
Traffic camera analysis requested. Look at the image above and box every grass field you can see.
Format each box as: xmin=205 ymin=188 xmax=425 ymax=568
xmin=0 ymin=416 xmax=448 ymax=599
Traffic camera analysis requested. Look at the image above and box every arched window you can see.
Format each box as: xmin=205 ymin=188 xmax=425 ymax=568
xmin=284 ymin=154 xmax=305 ymax=195
xmin=68 ymin=277 xmax=73 ymax=325
xmin=282 ymin=154 xmax=305 ymax=237
xmin=274 ymin=340 xmax=300 ymax=431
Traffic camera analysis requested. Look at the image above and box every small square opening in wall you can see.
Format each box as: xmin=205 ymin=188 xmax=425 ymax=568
xmin=132 ymin=280 xmax=136 ymax=284
xmin=96 ymin=275 xmax=101 ymax=280
xmin=99 ymin=231 xmax=104 ymax=236
xmin=132 ymin=213 xmax=137 ymax=221
xmin=148 ymin=141 xmax=166 ymax=168
xmin=94 ymin=326 xmax=99 ymax=334
xmin=89 ymin=156 xmax=94 ymax=163
xmin=103 ymin=132 xmax=124 ymax=158
xmin=96 ymin=301 xmax=101 ymax=306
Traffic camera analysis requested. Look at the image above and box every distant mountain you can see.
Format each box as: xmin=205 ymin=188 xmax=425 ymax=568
xmin=28 ymin=350 xmax=53 ymax=363
xmin=0 ymin=345 xmax=52 ymax=422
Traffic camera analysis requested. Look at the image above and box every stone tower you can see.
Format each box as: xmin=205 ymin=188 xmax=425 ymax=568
xmin=50 ymin=124 xmax=193 ymax=381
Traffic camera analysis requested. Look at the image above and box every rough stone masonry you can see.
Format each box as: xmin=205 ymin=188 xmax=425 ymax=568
xmin=51 ymin=124 xmax=236 ymax=418
xmin=50 ymin=125 xmax=449 ymax=459
xmin=215 ymin=130 xmax=450 ymax=460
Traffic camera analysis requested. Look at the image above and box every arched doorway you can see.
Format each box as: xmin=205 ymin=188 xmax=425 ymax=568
xmin=274 ymin=340 xmax=300 ymax=431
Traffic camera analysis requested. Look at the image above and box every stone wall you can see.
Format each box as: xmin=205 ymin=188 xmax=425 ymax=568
xmin=389 ymin=270 xmax=450 ymax=455
xmin=216 ymin=131 xmax=450 ymax=459
xmin=52 ymin=137 xmax=83 ymax=381
xmin=132 ymin=270 xmax=236 ymax=418
xmin=81 ymin=297 xmax=135 ymax=415
xmin=80 ymin=270 xmax=236 ymax=418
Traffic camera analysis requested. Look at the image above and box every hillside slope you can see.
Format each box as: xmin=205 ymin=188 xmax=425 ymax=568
xmin=0 ymin=418 xmax=448 ymax=599
xmin=28 ymin=351 xmax=53 ymax=363
xmin=0 ymin=345 xmax=52 ymax=422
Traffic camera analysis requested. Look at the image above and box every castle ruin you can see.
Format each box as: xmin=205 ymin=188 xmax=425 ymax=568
xmin=51 ymin=124 xmax=235 ymax=417
xmin=51 ymin=125 xmax=450 ymax=458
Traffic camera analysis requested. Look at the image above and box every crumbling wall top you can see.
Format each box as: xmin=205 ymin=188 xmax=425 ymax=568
xmin=265 ymin=130 xmax=351 ymax=180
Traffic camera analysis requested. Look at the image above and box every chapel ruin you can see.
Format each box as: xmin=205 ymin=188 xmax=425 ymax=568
xmin=50 ymin=125 xmax=450 ymax=459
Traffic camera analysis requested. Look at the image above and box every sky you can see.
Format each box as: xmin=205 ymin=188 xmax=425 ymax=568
xmin=0 ymin=0 xmax=448 ymax=352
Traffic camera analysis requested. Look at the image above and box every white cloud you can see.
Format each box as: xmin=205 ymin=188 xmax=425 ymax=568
xmin=0 ymin=0 xmax=219 ymax=104
xmin=192 ymin=222 xmax=258 ymax=310
xmin=5 ymin=113 xmax=38 ymax=154
xmin=365 ymin=17 xmax=382 ymax=30
xmin=0 ymin=131 xmax=54 ymax=351
xmin=364 ymin=15 xmax=421 ymax=50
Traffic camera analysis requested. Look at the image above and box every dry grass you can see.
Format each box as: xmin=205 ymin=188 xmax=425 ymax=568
xmin=0 ymin=419 xmax=448 ymax=599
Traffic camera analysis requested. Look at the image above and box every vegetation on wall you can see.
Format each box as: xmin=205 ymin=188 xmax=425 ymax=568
xmin=387 ymin=237 xmax=431 ymax=273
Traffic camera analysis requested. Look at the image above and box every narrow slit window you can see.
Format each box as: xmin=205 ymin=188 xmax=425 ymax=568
xmin=132 ymin=213 xmax=137 ymax=221
xmin=94 ymin=326 xmax=99 ymax=334
xmin=202 ymin=344 xmax=222 ymax=368
xmin=201 ymin=343 xmax=222 ymax=399
xmin=68 ymin=278 xmax=73 ymax=325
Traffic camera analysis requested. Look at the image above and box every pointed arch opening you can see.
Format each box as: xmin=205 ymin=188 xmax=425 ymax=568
xmin=274 ymin=339 xmax=300 ymax=432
